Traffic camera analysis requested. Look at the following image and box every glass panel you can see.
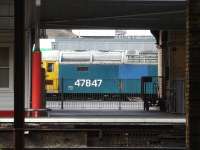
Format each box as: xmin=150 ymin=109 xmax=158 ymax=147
xmin=0 ymin=47 xmax=9 ymax=67
xmin=47 ymin=63 xmax=54 ymax=72
xmin=0 ymin=68 xmax=9 ymax=88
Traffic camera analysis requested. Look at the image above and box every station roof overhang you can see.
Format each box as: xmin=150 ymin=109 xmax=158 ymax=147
xmin=39 ymin=0 xmax=186 ymax=30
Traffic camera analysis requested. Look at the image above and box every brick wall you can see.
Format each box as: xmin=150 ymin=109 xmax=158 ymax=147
xmin=186 ymin=0 xmax=200 ymax=149
xmin=171 ymin=32 xmax=186 ymax=80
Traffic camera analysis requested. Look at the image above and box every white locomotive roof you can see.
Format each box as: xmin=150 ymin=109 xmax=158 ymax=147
xmin=93 ymin=51 xmax=123 ymax=64
xmin=42 ymin=50 xmax=158 ymax=65
xmin=42 ymin=50 xmax=60 ymax=61
xmin=61 ymin=51 xmax=91 ymax=63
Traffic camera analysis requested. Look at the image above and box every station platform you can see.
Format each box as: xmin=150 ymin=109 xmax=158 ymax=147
xmin=0 ymin=111 xmax=185 ymax=125
xmin=0 ymin=111 xmax=186 ymax=149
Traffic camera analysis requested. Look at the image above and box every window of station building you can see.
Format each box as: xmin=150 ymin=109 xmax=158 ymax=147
xmin=47 ymin=63 xmax=54 ymax=72
xmin=0 ymin=47 xmax=9 ymax=88
xmin=77 ymin=66 xmax=88 ymax=71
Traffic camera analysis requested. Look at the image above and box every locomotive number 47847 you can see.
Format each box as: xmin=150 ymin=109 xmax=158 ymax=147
xmin=74 ymin=79 xmax=102 ymax=87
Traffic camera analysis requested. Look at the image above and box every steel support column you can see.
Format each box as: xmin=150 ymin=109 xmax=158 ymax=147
xmin=14 ymin=0 xmax=25 ymax=149
xmin=157 ymin=31 xmax=164 ymax=98
xmin=186 ymin=0 xmax=200 ymax=149
xmin=32 ymin=0 xmax=42 ymax=117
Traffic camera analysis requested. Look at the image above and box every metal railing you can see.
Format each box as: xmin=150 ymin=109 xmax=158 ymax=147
xmin=141 ymin=76 xmax=163 ymax=111
xmin=46 ymin=100 xmax=144 ymax=111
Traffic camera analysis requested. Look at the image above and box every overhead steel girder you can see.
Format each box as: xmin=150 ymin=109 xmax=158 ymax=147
xmin=38 ymin=0 xmax=186 ymax=30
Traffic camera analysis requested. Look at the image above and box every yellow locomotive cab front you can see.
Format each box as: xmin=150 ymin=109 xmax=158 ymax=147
xmin=42 ymin=60 xmax=59 ymax=93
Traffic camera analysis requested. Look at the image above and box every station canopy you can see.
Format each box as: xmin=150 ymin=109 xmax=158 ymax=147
xmin=40 ymin=0 xmax=186 ymax=30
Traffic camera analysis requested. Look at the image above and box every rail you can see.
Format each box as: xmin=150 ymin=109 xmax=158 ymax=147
xmin=1 ymin=147 xmax=185 ymax=150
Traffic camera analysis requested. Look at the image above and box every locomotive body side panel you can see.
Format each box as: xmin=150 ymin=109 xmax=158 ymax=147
xmin=59 ymin=64 xmax=120 ymax=93
xmin=118 ymin=64 xmax=157 ymax=93
xmin=58 ymin=64 xmax=158 ymax=94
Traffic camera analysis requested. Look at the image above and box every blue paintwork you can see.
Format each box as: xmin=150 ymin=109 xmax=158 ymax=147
xmin=118 ymin=64 xmax=157 ymax=79
xmin=122 ymin=79 xmax=141 ymax=93
xmin=59 ymin=65 xmax=119 ymax=79
xmin=59 ymin=64 xmax=158 ymax=93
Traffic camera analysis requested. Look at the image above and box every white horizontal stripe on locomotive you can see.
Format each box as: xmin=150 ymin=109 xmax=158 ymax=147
xmin=41 ymin=50 xmax=158 ymax=64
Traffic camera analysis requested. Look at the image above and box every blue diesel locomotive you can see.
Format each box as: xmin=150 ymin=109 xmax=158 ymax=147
xmin=43 ymin=50 xmax=158 ymax=101
xmin=56 ymin=64 xmax=158 ymax=100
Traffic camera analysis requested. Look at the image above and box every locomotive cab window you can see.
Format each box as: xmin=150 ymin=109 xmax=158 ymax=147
xmin=77 ymin=66 xmax=88 ymax=71
xmin=47 ymin=63 xmax=54 ymax=72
